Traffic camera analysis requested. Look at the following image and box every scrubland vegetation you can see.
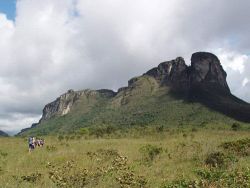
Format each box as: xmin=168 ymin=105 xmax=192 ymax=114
xmin=1 ymin=126 xmax=250 ymax=187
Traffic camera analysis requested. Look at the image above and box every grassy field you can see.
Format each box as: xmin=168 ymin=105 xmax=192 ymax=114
xmin=1 ymin=128 xmax=250 ymax=187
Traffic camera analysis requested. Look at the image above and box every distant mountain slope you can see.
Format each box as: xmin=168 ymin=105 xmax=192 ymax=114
xmin=0 ymin=130 xmax=9 ymax=137
xmin=18 ymin=52 xmax=250 ymax=136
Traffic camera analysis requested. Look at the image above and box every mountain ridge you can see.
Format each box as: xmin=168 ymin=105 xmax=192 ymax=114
xmin=0 ymin=130 xmax=9 ymax=137
xmin=18 ymin=52 xmax=250 ymax=135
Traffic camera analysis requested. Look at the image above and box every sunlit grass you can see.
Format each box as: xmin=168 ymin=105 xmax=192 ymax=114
xmin=1 ymin=129 xmax=250 ymax=187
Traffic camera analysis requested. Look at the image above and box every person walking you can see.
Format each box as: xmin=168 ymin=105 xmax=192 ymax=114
xmin=28 ymin=137 xmax=34 ymax=152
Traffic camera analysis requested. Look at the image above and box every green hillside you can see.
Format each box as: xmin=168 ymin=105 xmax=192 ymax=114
xmin=18 ymin=75 xmax=244 ymax=136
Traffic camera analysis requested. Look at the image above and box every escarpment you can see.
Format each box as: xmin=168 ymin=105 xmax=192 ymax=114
xmin=19 ymin=52 xmax=250 ymax=135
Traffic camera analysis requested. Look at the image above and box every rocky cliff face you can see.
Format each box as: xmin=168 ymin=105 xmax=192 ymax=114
xmin=190 ymin=52 xmax=230 ymax=93
xmin=145 ymin=52 xmax=230 ymax=95
xmin=40 ymin=89 xmax=116 ymax=122
xmin=145 ymin=57 xmax=188 ymax=84
xmin=41 ymin=89 xmax=81 ymax=121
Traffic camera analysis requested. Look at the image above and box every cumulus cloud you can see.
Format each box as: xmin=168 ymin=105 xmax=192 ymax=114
xmin=0 ymin=0 xmax=250 ymax=133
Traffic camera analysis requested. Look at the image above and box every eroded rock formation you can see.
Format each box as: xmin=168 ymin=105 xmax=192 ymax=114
xmin=20 ymin=51 xmax=250 ymax=135
xmin=145 ymin=52 xmax=230 ymax=94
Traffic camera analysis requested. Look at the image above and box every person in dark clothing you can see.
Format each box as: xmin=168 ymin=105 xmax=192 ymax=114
xmin=28 ymin=137 xmax=35 ymax=152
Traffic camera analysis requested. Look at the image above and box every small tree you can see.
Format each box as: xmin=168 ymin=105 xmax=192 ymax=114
xmin=231 ymin=123 xmax=241 ymax=131
xmin=58 ymin=135 xmax=64 ymax=141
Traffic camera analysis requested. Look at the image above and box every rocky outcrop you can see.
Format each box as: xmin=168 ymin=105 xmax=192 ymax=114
xmin=37 ymin=52 xmax=232 ymax=125
xmin=41 ymin=89 xmax=82 ymax=121
xmin=38 ymin=52 xmax=250 ymax=123
xmin=97 ymin=89 xmax=116 ymax=98
xmin=19 ymin=51 xmax=250 ymax=136
xmin=145 ymin=52 xmax=230 ymax=94
xmin=145 ymin=57 xmax=189 ymax=92
xmin=0 ymin=130 xmax=8 ymax=137
xmin=190 ymin=52 xmax=230 ymax=93
xmin=40 ymin=89 xmax=116 ymax=122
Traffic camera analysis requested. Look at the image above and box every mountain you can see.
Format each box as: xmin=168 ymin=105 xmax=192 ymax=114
xmin=18 ymin=52 xmax=250 ymax=136
xmin=0 ymin=130 xmax=9 ymax=137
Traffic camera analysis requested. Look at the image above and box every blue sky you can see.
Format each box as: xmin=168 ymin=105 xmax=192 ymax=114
xmin=0 ymin=0 xmax=16 ymax=20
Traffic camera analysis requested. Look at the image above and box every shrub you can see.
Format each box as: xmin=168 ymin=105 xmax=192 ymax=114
xmin=205 ymin=151 xmax=237 ymax=168
xmin=65 ymin=135 xmax=70 ymax=141
xmin=57 ymin=135 xmax=64 ymax=141
xmin=86 ymin=149 xmax=120 ymax=162
xmin=231 ymin=123 xmax=241 ymax=131
xmin=76 ymin=135 xmax=81 ymax=140
xmin=163 ymin=168 xmax=250 ymax=188
xmin=196 ymin=168 xmax=250 ymax=187
xmin=69 ymin=135 xmax=75 ymax=140
xmin=47 ymin=160 xmax=88 ymax=187
xmin=0 ymin=150 xmax=8 ymax=158
xmin=21 ymin=172 xmax=42 ymax=183
xmin=220 ymin=138 xmax=250 ymax=156
xmin=199 ymin=121 xmax=207 ymax=127
xmin=47 ymin=150 xmax=147 ymax=188
xmin=46 ymin=145 xmax=57 ymax=152
xmin=139 ymin=144 xmax=163 ymax=163
xmin=155 ymin=125 xmax=164 ymax=133
xmin=78 ymin=128 xmax=89 ymax=135
xmin=116 ymin=171 xmax=147 ymax=188
xmin=191 ymin=128 xmax=198 ymax=132
xmin=89 ymin=125 xmax=117 ymax=138
xmin=162 ymin=180 xmax=198 ymax=188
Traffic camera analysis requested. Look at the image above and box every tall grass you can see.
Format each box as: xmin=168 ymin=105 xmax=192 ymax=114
xmin=1 ymin=128 xmax=250 ymax=187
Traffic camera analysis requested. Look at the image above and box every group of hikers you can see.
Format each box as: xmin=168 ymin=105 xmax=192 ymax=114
xmin=28 ymin=137 xmax=45 ymax=152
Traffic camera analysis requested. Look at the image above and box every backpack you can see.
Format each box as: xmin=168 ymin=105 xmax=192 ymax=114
xmin=28 ymin=137 xmax=33 ymax=144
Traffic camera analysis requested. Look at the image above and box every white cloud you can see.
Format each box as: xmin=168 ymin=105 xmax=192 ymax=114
xmin=0 ymin=0 xmax=250 ymax=133
xmin=216 ymin=48 xmax=248 ymax=74
xmin=0 ymin=113 xmax=41 ymax=133
xmin=214 ymin=49 xmax=250 ymax=101
xmin=242 ymin=78 xmax=249 ymax=87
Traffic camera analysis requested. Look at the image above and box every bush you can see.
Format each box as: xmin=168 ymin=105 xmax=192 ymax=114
xmin=164 ymin=167 xmax=250 ymax=188
xmin=162 ymin=179 xmax=199 ymax=188
xmin=199 ymin=121 xmax=207 ymax=127
xmin=191 ymin=128 xmax=198 ymax=132
xmin=155 ymin=125 xmax=164 ymax=133
xmin=231 ymin=123 xmax=241 ymax=131
xmin=57 ymin=135 xmax=64 ymax=141
xmin=21 ymin=172 xmax=42 ymax=183
xmin=220 ymin=138 xmax=250 ymax=156
xmin=116 ymin=171 xmax=147 ymax=188
xmin=205 ymin=151 xmax=237 ymax=168
xmin=78 ymin=128 xmax=89 ymax=136
xmin=86 ymin=149 xmax=120 ymax=162
xmin=65 ymin=135 xmax=70 ymax=141
xmin=47 ymin=160 xmax=88 ymax=187
xmin=139 ymin=144 xmax=163 ymax=163
xmin=46 ymin=145 xmax=57 ymax=152
xmin=196 ymin=168 xmax=250 ymax=187
xmin=0 ymin=150 xmax=8 ymax=158
xmin=69 ymin=135 xmax=75 ymax=140
xmin=89 ymin=125 xmax=117 ymax=138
